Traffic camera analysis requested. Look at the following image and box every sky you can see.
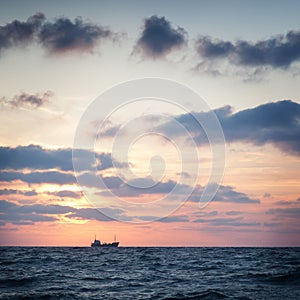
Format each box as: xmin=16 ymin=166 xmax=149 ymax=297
xmin=0 ymin=0 xmax=300 ymax=246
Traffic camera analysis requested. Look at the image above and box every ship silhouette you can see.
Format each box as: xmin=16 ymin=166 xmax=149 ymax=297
xmin=91 ymin=235 xmax=119 ymax=247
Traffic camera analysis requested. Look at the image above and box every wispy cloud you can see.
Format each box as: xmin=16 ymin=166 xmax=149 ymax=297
xmin=0 ymin=91 xmax=53 ymax=109
xmin=194 ymin=216 xmax=260 ymax=227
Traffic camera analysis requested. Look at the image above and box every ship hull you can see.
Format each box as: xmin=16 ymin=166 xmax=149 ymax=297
xmin=91 ymin=242 xmax=119 ymax=247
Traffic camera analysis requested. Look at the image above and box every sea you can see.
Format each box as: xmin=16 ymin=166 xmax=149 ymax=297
xmin=1 ymin=247 xmax=300 ymax=299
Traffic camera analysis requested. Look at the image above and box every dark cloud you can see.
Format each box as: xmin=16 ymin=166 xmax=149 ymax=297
xmin=38 ymin=16 xmax=112 ymax=54
xmin=134 ymin=15 xmax=187 ymax=58
xmin=189 ymin=184 xmax=260 ymax=204
xmin=158 ymin=100 xmax=300 ymax=155
xmin=0 ymin=188 xmax=80 ymax=198
xmin=96 ymin=178 xmax=190 ymax=198
xmin=0 ymin=189 xmax=21 ymax=196
xmin=196 ymin=30 xmax=300 ymax=69
xmin=193 ymin=211 xmax=218 ymax=218
xmin=0 ymin=170 xmax=76 ymax=185
xmin=0 ymin=200 xmax=124 ymax=225
xmin=0 ymin=145 xmax=72 ymax=171
xmin=264 ymin=222 xmax=281 ymax=227
xmin=139 ymin=215 xmax=189 ymax=223
xmin=0 ymin=189 xmax=37 ymax=196
xmin=266 ymin=207 xmax=300 ymax=218
xmin=226 ymin=211 xmax=243 ymax=216
xmin=0 ymin=145 xmax=122 ymax=171
xmin=0 ymin=91 xmax=53 ymax=108
xmin=220 ymin=100 xmax=300 ymax=154
xmin=196 ymin=36 xmax=234 ymax=58
xmin=0 ymin=13 xmax=113 ymax=55
xmin=194 ymin=216 xmax=260 ymax=227
xmin=158 ymin=215 xmax=189 ymax=223
xmin=77 ymin=173 xmax=123 ymax=190
xmin=0 ymin=200 xmax=57 ymax=225
xmin=67 ymin=207 xmax=127 ymax=222
xmin=275 ymin=200 xmax=294 ymax=206
xmin=94 ymin=174 xmax=258 ymax=205
xmin=213 ymin=185 xmax=260 ymax=204
xmin=0 ymin=13 xmax=45 ymax=51
xmin=48 ymin=190 xmax=81 ymax=199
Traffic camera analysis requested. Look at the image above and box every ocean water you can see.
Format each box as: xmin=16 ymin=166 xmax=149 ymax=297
xmin=1 ymin=247 xmax=300 ymax=299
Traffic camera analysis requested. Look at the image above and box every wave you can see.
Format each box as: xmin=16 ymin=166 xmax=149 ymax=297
xmin=0 ymin=277 xmax=35 ymax=288
xmin=163 ymin=290 xmax=231 ymax=300
xmin=248 ymin=268 xmax=300 ymax=285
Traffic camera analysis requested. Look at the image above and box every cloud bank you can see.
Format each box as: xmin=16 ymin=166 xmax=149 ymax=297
xmin=158 ymin=100 xmax=300 ymax=155
xmin=0 ymin=145 xmax=123 ymax=171
xmin=0 ymin=200 xmax=120 ymax=225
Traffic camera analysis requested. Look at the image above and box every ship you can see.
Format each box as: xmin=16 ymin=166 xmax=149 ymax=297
xmin=91 ymin=234 xmax=119 ymax=247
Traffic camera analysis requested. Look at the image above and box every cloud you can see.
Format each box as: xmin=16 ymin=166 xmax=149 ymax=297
xmin=213 ymin=185 xmax=260 ymax=204
xmin=0 ymin=170 xmax=76 ymax=185
xmin=194 ymin=216 xmax=260 ymax=227
xmin=0 ymin=145 xmax=123 ymax=171
xmin=0 ymin=13 xmax=113 ymax=55
xmin=264 ymin=222 xmax=281 ymax=227
xmin=47 ymin=190 xmax=81 ymax=199
xmin=193 ymin=211 xmax=218 ymax=218
xmin=38 ymin=16 xmax=112 ymax=54
xmin=96 ymin=177 xmax=191 ymax=198
xmin=195 ymin=30 xmax=300 ymax=69
xmin=0 ymin=200 xmax=124 ymax=225
xmin=158 ymin=100 xmax=300 ymax=155
xmin=0 ymin=189 xmax=37 ymax=196
xmin=139 ymin=215 xmax=189 ymax=223
xmin=275 ymin=200 xmax=294 ymax=206
xmin=189 ymin=184 xmax=260 ymax=204
xmin=67 ymin=207 xmax=127 ymax=222
xmin=220 ymin=100 xmax=300 ymax=154
xmin=134 ymin=15 xmax=187 ymax=58
xmin=226 ymin=211 xmax=243 ymax=216
xmin=0 ymin=13 xmax=45 ymax=51
xmin=266 ymin=207 xmax=300 ymax=218
xmin=0 ymin=200 xmax=57 ymax=225
xmin=0 ymin=91 xmax=53 ymax=108
xmin=0 ymin=188 xmax=81 ymax=199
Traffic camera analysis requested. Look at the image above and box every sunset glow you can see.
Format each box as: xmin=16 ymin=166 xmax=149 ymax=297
xmin=1 ymin=1 xmax=300 ymax=247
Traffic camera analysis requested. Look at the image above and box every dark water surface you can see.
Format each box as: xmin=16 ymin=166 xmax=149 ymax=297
xmin=1 ymin=247 xmax=300 ymax=299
